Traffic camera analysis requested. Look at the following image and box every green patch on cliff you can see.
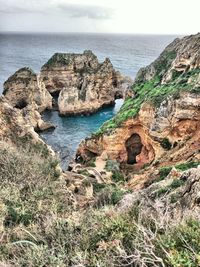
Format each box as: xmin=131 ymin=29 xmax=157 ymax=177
xmin=42 ymin=53 xmax=72 ymax=68
xmin=156 ymin=161 xmax=199 ymax=182
xmin=95 ymin=68 xmax=200 ymax=136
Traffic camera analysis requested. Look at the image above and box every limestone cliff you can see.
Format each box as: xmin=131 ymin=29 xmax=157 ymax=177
xmin=0 ymin=96 xmax=54 ymax=155
xmin=77 ymin=33 xmax=200 ymax=187
xmin=3 ymin=67 xmax=52 ymax=112
xmin=2 ymin=67 xmax=55 ymax=133
xmin=40 ymin=50 xmax=129 ymax=115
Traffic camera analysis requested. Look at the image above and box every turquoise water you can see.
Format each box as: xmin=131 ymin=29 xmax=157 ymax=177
xmin=0 ymin=33 xmax=179 ymax=167
xmin=41 ymin=99 xmax=123 ymax=168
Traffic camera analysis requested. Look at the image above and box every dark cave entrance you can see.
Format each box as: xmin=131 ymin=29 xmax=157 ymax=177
xmin=126 ymin=134 xmax=143 ymax=164
xmin=50 ymin=91 xmax=60 ymax=110
xmin=14 ymin=99 xmax=28 ymax=109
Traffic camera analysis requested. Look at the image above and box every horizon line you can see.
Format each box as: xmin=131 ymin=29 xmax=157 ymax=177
xmin=0 ymin=30 xmax=186 ymax=36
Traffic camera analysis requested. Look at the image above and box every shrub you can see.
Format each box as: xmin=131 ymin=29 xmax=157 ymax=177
xmin=157 ymin=166 xmax=173 ymax=181
xmin=161 ymin=138 xmax=172 ymax=150
xmin=176 ymin=162 xmax=199 ymax=171
xmin=111 ymin=170 xmax=125 ymax=183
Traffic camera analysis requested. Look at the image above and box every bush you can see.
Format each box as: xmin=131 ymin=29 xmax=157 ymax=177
xmin=1 ymin=142 xmax=200 ymax=266
xmin=111 ymin=170 xmax=125 ymax=183
xmin=161 ymin=138 xmax=172 ymax=150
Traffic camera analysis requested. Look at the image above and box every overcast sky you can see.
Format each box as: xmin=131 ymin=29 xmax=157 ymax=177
xmin=0 ymin=0 xmax=199 ymax=34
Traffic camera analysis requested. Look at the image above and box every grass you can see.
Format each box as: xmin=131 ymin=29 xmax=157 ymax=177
xmin=94 ymin=68 xmax=200 ymax=136
xmin=93 ymin=184 xmax=130 ymax=207
xmin=3 ymin=206 xmax=199 ymax=267
xmin=1 ymin=140 xmax=200 ymax=266
xmin=156 ymin=178 xmax=185 ymax=198
xmin=155 ymin=162 xmax=199 ymax=182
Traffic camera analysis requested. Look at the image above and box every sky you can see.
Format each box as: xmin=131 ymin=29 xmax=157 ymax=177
xmin=0 ymin=0 xmax=199 ymax=34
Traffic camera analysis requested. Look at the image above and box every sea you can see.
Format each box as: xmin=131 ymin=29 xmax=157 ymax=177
xmin=0 ymin=32 xmax=179 ymax=167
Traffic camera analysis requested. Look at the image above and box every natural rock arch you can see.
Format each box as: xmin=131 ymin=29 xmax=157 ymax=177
xmin=125 ymin=133 xmax=143 ymax=164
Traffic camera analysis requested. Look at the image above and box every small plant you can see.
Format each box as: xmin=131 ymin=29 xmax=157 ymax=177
xmin=161 ymin=138 xmax=172 ymax=150
xmin=111 ymin=170 xmax=125 ymax=183
xmin=156 ymin=178 xmax=186 ymax=198
xmin=111 ymin=188 xmax=127 ymax=205
xmin=170 ymin=192 xmax=181 ymax=203
xmin=176 ymin=162 xmax=199 ymax=171
xmin=157 ymin=166 xmax=173 ymax=181
xmin=169 ymin=179 xmax=185 ymax=189
xmin=86 ymin=159 xmax=96 ymax=167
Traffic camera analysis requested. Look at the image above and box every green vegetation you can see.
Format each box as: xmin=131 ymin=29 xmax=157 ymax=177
xmin=105 ymin=160 xmax=125 ymax=183
xmin=86 ymin=158 xmax=96 ymax=167
xmin=95 ymin=67 xmax=200 ymax=136
xmin=111 ymin=170 xmax=125 ymax=183
xmin=93 ymin=183 xmax=130 ymax=207
xmin=175 ymin=161 xmax=199 ymax=171
xmin=156 ymin=161 xmax=199 ymax=182
xmin=43 ymin=53 xmax=71 ymax=68
xmin=161 ymin=138 xmax=172 ymax=150
xmin=156 ymin=178 xmax=185 ymax=198
xmin=1 ymin=140 xmax=200 ymax=266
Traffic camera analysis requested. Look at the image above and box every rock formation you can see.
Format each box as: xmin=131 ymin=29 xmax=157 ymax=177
xmin=0 ymin=96 xmax=54 ymax=153
xmin=40 ymin=50 xmax=129 ymax=115
xmin=3 ymin=51 xmax=130 ymax=117
xmin=1 ymin=33 xmax=200 ymax=267
xmin=76 ymin=33 xmax=200 ymax=187
xmin=2 ymin=67 xmax=56 ymax=133
xmin=117 ymin=165 xmax=200 ymax=217
xmin=3 ymin=67 xmax=52 ymax=112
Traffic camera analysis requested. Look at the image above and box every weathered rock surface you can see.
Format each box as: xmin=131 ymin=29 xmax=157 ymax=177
xmin=76 ymin=33 xmax=200 ymax=186
xmin=3 ymin=67 xmax=52 ymax=112
xmin=135 ymin=33 xmax=200 ymax=84
xmin=77 ymin=91 xmax=200 ymax=167
xmin=40 ymin=50 xmax=129 ymax=115
xmin=0 ymin=96 xmax=53 ymax=153
xmin=3 ymin=67 xmax=55 ymax=134
xmin=117 ymin=165 xmax=200 ymax=217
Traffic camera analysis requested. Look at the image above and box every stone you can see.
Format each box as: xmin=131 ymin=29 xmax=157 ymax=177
xmin=40 ymin=50 xmax=131 ymax=115
xmin=76 ymin=33 xmax=200 ymax=188
xmin=3 ymin=67 xmax=52 ymax=112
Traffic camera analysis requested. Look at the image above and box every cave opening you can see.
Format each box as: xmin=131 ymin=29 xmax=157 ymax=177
xmin=126 ymin=133 xmax=143 ymax=164
xmin=14 ymin=99 xmax=28 ymax=109
xmin=50 ymin=90 xmax=60 ymax=110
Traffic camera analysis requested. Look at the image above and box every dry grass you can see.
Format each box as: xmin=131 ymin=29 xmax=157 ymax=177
xmin=0 ymin=141 xmax=200 ymax=266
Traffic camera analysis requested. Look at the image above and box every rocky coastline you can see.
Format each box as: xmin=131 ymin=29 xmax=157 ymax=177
xmin=1 ymin=33 xmax=200 ymax=266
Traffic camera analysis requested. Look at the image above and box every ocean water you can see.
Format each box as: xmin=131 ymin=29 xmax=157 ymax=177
xmin=0 ymin=33 xmax=178 ymax=167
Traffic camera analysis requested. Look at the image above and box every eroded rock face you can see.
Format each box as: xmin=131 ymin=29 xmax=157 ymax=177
xmin=77 ymin=91 xmax=200 ymax=171
xmin=0 ymin=97 xmax=53 ymax=153
xmin=3 ymin=67 xmax=52 ymax=112
xmin=77 ymin=33 xmax=200 ymax=175
xmin=40 ymin=50 xmax=129 ymax=115
xmin=117 ymin=166 xmax=200 ymax=216
xmin=77 ymin=104 xmax=158 ymax=166
xmin=135 ymin=33 xmax=200 ymax=85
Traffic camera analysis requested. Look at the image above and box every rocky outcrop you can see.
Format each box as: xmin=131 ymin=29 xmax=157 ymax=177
xmin=0 ymin=96 xmax=54 ymax=154
xmin=3 ymin=67 xmax=52 ymax=112
xmin=3 ymin=52 xmax=130 ymax=117
xmin=3 ymin=67 xmax=55 ymax=133
xmin=40 ymin=50 xmax=129 ymax=115
xmin=76 ymin=33 xmax=200 ymax=184
xmin=77 ymin=91 xmax=200 ymax=167
xmin=135 ymin=33 xmax=200 ymax=84
xmin=117 ymin=165 xmax=200 ymax=217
